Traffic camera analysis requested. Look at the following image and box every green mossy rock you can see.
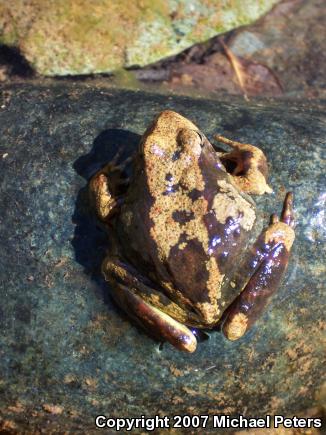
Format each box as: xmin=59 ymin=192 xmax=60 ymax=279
xmin=0 ymin=84 xmax=325 ymax=431
xmin=0 ymin=0 xmax=279 ymax=76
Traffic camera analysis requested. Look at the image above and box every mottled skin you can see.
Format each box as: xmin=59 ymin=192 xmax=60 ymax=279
xmin=89 ymin=111 xmax=295 ymax=352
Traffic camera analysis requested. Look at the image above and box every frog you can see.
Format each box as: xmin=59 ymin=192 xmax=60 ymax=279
xmin=89 ymin=110 xmax=295 ymax=352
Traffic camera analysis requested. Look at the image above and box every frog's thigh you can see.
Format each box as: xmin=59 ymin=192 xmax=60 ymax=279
xmin=215 ymin=135 xmax=272 ymax=195
xmin=222 ymin=193 xmax=295 ymax=341
xmin=102 ymin=257 xmax=197 ymax=352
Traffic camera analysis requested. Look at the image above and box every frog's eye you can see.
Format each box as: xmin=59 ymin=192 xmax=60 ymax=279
xmin=177 ymin=129 xmax=205 ymax=154
xmin=195 ymin=131 xmax=206 ymax=146
xmin=194 ymin=130 xmax=213 ymax=150
xmin=189 ymin=130 xmax=207 ymax=147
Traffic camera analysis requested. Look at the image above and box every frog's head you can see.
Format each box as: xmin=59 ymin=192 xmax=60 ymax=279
xmin=139 ymin=110 xmax=202 ymax=162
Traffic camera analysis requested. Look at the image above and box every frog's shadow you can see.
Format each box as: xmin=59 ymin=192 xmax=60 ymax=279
xmin=72 ymin=128 xmax=139 ymax=310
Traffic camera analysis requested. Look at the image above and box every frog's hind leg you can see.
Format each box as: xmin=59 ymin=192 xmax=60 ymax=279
xmin=222 ymin=193 xmax=295 ymax=341
xmin=214 ymin=135 xmax=272 ymax=195
xmin=102 ymin=256 xmax=198 ymax=352
xmin=89 ymin=155 xmax=131 ymax=222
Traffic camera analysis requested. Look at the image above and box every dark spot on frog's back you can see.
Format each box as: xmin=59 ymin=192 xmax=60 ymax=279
xmin=172 ymin=210 xmax=195 ymax=224
xmin=203 ymin=213 xmax=247 ymax=277
xmin=167 ymin=238 xmax=210 ymax=304
xmin=188 ymin=188 xmax=203 ymax=201
xmin=172 ymin=149 xmax=182 ymax=161
xmin=163 ymin=183 xmax=180 ymax=195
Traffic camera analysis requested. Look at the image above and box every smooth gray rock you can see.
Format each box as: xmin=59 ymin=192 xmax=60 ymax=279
xmin=0 ymin=84 xmax=325 ymax=432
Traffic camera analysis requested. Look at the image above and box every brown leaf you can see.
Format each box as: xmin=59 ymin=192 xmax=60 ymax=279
xmin=222 ymin=40 xmax=283 ymax=98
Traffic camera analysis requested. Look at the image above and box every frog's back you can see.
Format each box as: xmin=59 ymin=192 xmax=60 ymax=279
xmin=121 ymin=111 xmax=257 ymax=325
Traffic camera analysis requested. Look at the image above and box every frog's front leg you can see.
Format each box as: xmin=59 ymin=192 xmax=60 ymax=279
xmin=222 ymin=193 xmax=295 ymax=340
xmin=215 ymin=135 xmax=272 ymax=195
xmin=102 ymin=256 xmax=198 ymax=352
xmin=89 ymin=157 xmax=130 ymax=222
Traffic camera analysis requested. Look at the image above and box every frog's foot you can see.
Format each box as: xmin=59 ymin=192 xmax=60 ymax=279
xmin=214 ymin=135 xmax=272 ymax=195
xmin=222 ymin=192 xmax=295 ymax=340
xmin=102 ymin=256 xmax=197 ymax=352
xmin=89 ymin=157 xmax=130 ymax=222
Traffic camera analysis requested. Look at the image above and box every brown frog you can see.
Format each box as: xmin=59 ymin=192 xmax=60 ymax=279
xmin=89 ymin=110 xmax=295 ymax=352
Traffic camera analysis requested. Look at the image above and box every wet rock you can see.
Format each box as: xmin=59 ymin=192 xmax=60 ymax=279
xmin=0 ymin=0 xmax=279 ymax=76
xmin=0 ymin=84 xmax=325 ymax=432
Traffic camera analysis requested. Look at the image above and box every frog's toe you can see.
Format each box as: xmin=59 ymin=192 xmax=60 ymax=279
xmin=222 ymin=192 xmax=295 ymax=340
xmin=111 ymin=284 xmax=197 ymax=352
xmin=215 ymin=135 xmax=272 ymax=195
xmin=280 ymin=191 xmax=295 ymax=228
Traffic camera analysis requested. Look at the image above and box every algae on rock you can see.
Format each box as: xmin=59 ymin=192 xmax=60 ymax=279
xmin=0 ymin=0 xmax=279 ymax=76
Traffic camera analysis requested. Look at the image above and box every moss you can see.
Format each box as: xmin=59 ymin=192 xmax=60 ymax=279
xmin=0 ymin=5 xmax=19 ymax=45
xmin=0 ymin=0 xmax=279 ymax=75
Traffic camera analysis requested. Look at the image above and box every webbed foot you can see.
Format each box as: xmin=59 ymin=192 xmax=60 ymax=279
xmin=214 ymin=135 xmax=272 ymax=195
